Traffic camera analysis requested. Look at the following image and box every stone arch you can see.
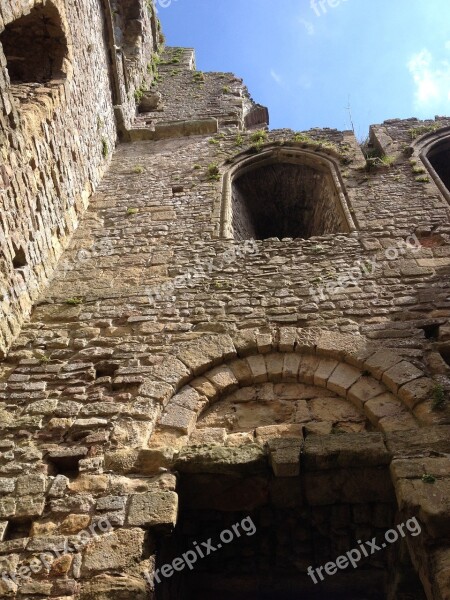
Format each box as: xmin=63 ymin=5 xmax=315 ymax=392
xmin=143 ymin=329 xmax=439 ymax=600
xmin=411 ymin=125 xmax=450 ymax=204
xmin=217 ymin=145 xmax=356 ymax=240
xmin=146 ymin=329 xmax=440 ymax=449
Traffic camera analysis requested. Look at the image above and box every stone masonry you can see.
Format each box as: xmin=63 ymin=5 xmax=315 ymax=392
xmin=1 ymin=1 xmax=450 ymax=598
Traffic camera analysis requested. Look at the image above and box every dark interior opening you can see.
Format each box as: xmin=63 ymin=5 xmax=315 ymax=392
xmin=155 ymin=468 xmax=426 ymax=600
xmin=231 ymin=161 xmax=348 ymax=241
xmin=47 ymin=455 xmax=80 ymax=479
xmin=420 ymin=323 xmax=441 ymax=341
xmin=12 ymin=244 xmax=27 ymax=269
xmin=427 ymin=140 xmax=450 ymax=193
xmin=95 ymin=361 xmax=119 ymax=380
xmin=439 ymin=347 xmax=450 ymax=368
xmin=1 ymin=2 xmax=67 ymax=84
xmin=4 ymin=518 xmax=32 ymax=541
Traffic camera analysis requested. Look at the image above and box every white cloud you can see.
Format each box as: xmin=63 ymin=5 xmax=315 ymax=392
xmin=270 ymin=69 xmax=283 ymax=85
xmin=408 ymin=47 xmax=450 ymax=107
xmin=298 ymin=18 xmax=315 ymax=36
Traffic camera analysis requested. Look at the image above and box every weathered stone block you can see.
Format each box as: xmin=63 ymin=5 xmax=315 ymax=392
xmin=15 ymin=495 xmax=45 ymax=518
xmin=255 ymin=424 xmax=303 ymax=444
xmin=245 ymin=355 xmax=268 ymax=383
xmin=268 ymin=438 xmax=302 ymax=477
xmin=82 ymin=528 xmax=146 ymax=574
xmin=171 ymin=386 xmax=207 ymax=413
xmin=159 ymin=404 xmax=197 ymax=434
xmin=228 ymin=359 xmax=254 ymax=386
xmin=398 ymin=377 xmax=435 ymax=409
xmin=16 ymin=474 xmax=46 ymax=496
xmin=68 ymin=475 xmax=108 ymax=493
xmin=279 ymin=327 xmax=297 ymax=352
xmin=298 ymin=354 xmax=321 ymax=384
xmin=386 ymin=426 xmax=450 ymax=455
xmin=348 ymin=377 xmax=386 ymax=408
xmin=313 ymin=358 xmax=338 ymax=386
xmin=127 ymin=491 xmax=178 ymax=529
xmin=303 ymin=433 xmax=390 ymax=470
xmin=364 ymin=349 xmax=404 ymax=379
xmin=78 ymin=574 xmax=148 ymax=600
xmin=364 ymin=393 xmax=408 ymax=425
xmin=282 ymin=353 xmax=302 ymax=381
xmin=382 ymin=361 xmax=423 ymax=392
xmin=205 ymin=365 xmax=239 ymax=393
xmin=327 ymin=363 xmax=361 ymax=395
xmin=176 ymin=444 xmax=267 ymax=475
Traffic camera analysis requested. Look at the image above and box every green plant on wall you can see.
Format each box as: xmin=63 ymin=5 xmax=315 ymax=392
xmin=101 ymin=138 xmax=108 ymax=158
xmin=432 ymin=384 xmax=446 ymax=411
xmin=409 ymin=124 xmax=441 ymax=140
xmin=249 ymin=129 xmax=267 ymax=153
xmin=65 ymin=297 xmax=83 ymax=305
xmin=134 ymin=86 xmax=145 ymax=103
xmin=193 ymin=71 xmax=205 ymax=84
xmin=206 ymin=163 xmax=220 ymax=181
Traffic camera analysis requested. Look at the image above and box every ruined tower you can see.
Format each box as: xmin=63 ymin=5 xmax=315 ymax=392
xmin=0 ymin=1 xmax=450 ymax=599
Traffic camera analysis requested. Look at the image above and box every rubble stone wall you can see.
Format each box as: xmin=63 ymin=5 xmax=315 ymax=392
xmin=0 ymin=0 xmax=157 ymax=358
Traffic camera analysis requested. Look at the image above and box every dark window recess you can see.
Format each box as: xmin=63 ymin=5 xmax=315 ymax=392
xmin=440 ymin=347 xmax=450 ymax=367
xmin=47 ymin=455 xmax=80 ymax=478
xmin=231 ymin=162 xmax=347 ymax=241
xmin=1 ymin=2 xmax=67 ymax=84
xmin=427 ymin=141 xmax=450 ymax=193
xmin=12 ymin=244 xmax=27 ymax=269
xmin=4 ymin=518 xmax=33 ymax=541
xmin=95 ymin=362 xmax=118 ymax=379
xmin=420 ymin=323 xmax=441 ymax=341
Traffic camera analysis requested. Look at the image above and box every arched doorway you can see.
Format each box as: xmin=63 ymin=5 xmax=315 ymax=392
xmin=150 ymin=343 xmax=428 ymax=599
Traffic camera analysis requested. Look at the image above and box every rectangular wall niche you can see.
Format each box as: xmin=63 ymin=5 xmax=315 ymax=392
xmin=228 ymin=153 xmax=352 ymax=241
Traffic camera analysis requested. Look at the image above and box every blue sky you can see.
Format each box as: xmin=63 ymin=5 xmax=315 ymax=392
xmin=157 ymin=0 xmax=450 ymax=141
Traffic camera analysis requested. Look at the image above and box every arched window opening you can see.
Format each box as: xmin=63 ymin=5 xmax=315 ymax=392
xmin=222 ymin=148 xmax=355 ymax=241
xmin=426 ymin=137 xmax=450 ymax=193
xmin=1 ymin=3 xmax=68 ymax=86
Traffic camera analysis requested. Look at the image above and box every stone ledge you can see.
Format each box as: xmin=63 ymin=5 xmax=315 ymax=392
xmin=175 ymin=444 xmax=267 ymax=475
xmin=303 ymin=433 xmax=391 ymax=470
xmin=127 ymin=118 xmax=219 ymax=142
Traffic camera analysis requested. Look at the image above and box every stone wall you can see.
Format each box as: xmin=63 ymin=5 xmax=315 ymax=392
xmin=0 ymin=15 xmax=450 ymax=599
xmin=0 ymin=0 xmax=158 ymax=358
xmin=135 ymin=46 xmax=268 ymax=132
